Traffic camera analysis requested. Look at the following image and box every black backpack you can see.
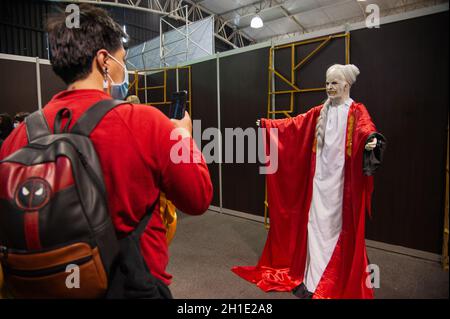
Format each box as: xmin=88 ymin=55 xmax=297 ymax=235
xmin=0 ymin=99 xmax=172 ymax=299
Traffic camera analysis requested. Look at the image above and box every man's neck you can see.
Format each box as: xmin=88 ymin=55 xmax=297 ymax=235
xmin=67 ymin=75 xmax=107 ymax=93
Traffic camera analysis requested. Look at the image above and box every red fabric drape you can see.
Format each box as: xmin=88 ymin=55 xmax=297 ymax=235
xmin=232 ymin=102 xmax=377 ymax=299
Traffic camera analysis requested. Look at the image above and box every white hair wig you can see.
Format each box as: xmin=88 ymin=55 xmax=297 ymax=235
xmin=315 ymin=64 xmax=360 ymax=150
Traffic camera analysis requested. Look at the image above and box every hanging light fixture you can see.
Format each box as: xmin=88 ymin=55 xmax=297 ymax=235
xmin=250 ymin=14 xmax=263 ymax=29
xmin=122 ymin=25 xmax=128 ymax=43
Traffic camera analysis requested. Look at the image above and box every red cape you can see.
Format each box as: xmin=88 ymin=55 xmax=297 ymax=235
xmin=232 ymin=102 xmax=377 ymax=299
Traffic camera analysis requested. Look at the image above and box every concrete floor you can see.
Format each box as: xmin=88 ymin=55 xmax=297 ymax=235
xmin=166 ymin=210 xmax=449 ymax=299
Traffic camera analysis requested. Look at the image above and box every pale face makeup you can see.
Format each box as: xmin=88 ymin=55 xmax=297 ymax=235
xmin=326 ymin=69 xmax=349 ymax=106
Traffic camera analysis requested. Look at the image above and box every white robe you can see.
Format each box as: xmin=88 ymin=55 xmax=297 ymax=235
xmin=304 ymin=98 xmax=352 ymax=293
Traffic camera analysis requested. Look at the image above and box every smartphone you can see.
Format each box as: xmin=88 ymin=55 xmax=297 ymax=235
xmin=169 ymin=91 xmax=187 ymax=120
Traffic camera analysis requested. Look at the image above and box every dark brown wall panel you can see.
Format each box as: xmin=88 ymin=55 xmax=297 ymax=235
xmin=0 ymin=59 xmax=38 ymax=114
xmin=190 ymin=60 xmax=220 ymax=207
xmin=351 ymin=12 xmax=449 ymax=254
xmin=220 ymin=48 xmax=269 ymax=216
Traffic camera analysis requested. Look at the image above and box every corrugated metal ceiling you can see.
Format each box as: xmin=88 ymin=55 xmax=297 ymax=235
xmin=190 ymin=0 xmax=447 ymax=42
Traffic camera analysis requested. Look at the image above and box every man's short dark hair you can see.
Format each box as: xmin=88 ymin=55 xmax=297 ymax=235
xmin=47 ymin=4 xmax=127 ymax=85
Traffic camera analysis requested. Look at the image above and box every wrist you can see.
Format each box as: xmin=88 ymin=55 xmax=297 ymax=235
xmin=172 ymin=127 xmax=192 ymax=139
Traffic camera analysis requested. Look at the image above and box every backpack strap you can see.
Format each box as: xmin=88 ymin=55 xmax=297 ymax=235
xmin=132 ymin=208 xmax=154 ymax=238
xmin=71 ymin=99 xmax=128 ymax=136
xmin=53 ymin=108 xmax=73 ymax=134
xmin=25 ymin=110 xmax=50 ymax=142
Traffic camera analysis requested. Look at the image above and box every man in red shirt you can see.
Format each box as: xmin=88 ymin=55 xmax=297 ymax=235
xmin=0 ymin=4 xmax=212 ymax=293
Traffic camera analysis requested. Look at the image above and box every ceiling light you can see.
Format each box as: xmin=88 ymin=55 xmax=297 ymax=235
xmin=250 ymin=15 xmax=263 ymax=29
xmin=122 ymin=25 xmax=128 ymax=43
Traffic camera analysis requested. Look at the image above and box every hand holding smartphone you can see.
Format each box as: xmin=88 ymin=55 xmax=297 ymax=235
xmin=169 ymin=91 xmax=188 ymax=120
xmin=170 ymin=91 xmax=192 ymax=136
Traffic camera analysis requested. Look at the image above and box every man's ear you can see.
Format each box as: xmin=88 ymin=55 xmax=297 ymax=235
xmin=95 ymin=49 xmax=109 ymax=71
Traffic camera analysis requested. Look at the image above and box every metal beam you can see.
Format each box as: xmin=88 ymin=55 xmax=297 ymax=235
xmin=49 ymin=0 xmax=254 ymax=48
xmin=218 ymin=0 xmax=286 ymax=17
xmin=279 ymin=5 xmax=306 ymax=33
xmin=237 ymin=0 xmax=353 ymax=31
xmin=258 ymin=0 xmax=446 ymax=42
xmin=183 ymin=0 xmax=255 ymax=47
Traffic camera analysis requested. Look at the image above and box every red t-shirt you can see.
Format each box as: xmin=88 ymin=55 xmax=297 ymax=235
xmin=0 ymin=89 xmax=213 ymax=286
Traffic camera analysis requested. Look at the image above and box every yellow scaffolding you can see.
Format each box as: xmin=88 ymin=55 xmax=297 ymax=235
xmin=264 ymin=32 xmax=350 ymax=229
xmin=129 ymin=65 xmax=192 ymax=115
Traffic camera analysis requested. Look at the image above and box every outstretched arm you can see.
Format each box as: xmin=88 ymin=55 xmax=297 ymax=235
xmin=257 ymin=106 xmax=321 ymax=130
xmin=256 ymin=117 xmax=295 ymax=129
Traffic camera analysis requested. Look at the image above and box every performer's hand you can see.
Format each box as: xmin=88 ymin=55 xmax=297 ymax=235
xmin=256 ymin=119 xmax=260 ymax=127
xmin=365 ymin=137 xmax=377 ymax=151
